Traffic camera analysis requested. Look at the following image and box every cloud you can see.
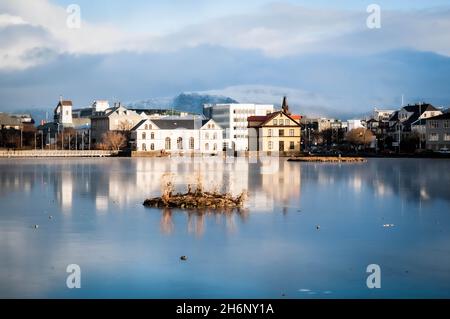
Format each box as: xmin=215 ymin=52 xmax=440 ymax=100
xmin=1 ymin=1 xmax=450 ymax=71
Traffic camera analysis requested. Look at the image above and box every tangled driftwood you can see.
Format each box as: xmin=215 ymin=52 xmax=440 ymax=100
xmin=288 ymin=156 xmax=366 ymax=163
xmin=143 ymin=182 xmax=247 ymax=209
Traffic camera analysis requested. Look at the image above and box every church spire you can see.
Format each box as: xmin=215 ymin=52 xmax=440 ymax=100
xmin=281 ymin=96 xmax=290 ymax=114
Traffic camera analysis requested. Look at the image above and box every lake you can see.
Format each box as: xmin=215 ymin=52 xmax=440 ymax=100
xmin=0 ymin=157 xmax=450 ymax=298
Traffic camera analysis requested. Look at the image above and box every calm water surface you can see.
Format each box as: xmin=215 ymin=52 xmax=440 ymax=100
xmin=0 ymin=157 xmax=450 ymax=298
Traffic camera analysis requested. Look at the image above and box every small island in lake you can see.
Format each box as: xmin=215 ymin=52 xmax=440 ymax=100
xmin=143 ymin=181 xmax=247 ymax=209
xmin=288 ymin=156 xmax=367 ymax=163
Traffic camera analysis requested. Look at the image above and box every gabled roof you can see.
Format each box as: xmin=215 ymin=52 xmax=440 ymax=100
xmin=131 ymin=119 xmax=159 ymax=131
xmin=248 ymin=111 xmax=301 ymax=128
xmin=402 ymin=103 xmax=439 ymax=114
xmin=200 ymin=118 xmax=222 ymax=130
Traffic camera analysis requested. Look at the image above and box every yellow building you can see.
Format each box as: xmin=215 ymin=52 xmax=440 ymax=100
xmin=248 ymin=110 xmax=302 ymax=154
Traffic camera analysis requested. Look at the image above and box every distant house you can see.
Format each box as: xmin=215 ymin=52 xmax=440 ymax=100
xmin=388 ymin=103 xmax=442 ymax=146
xmin=426 ymin=113 xmax=450 ymax=151
xmin=0 ymin=113 xmax=23 ymax=130
xmin=130 ymin=118 xmax=223 ymax=154
xmin=54 ymin=98 xmax=73 ymax=125
xmin=248 ymin=110 xmax=302 ymax=154
xmin=90 ymin=104 xmax=143 ymax=144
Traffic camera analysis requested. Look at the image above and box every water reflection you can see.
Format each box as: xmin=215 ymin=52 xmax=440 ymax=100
xmin=1 ymin=158 xmax=450 ymax=219
xmin=1 ymin=158 xmax=450 ymax=298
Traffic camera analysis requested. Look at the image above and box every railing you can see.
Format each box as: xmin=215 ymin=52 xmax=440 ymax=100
xmin=0 ymin=150 xmax=116 ymax=157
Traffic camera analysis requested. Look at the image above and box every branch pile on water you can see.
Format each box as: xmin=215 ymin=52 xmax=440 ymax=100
xmin=288 ymin=156 xmax=367 ymax=163
xmin=143 ymin=181 xmax=247 ymax=209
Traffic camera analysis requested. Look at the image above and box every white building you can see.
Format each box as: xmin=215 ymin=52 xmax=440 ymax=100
xmin=203 ymin=103 xmax=274 ymax=151
xmin=131 ymin=118 xmax=223 ymax=154
xmin=373 ymin=108 xmax=395 ymax=121
xmin=92 ymin=100 xmax=110 ymax=113
xmin=54 ymin=98 xmax=73 ymax=124
xmin=91 ymin=104 xmax=144 ymax=144
xmin=346 ymin=119 xmax=365 ymax=131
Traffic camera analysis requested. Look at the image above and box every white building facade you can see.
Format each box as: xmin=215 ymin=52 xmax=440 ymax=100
xmin=203 ymin=103 xmax=274 ymax=151
xmin=131 ymin=118 xmax=223 ymax=154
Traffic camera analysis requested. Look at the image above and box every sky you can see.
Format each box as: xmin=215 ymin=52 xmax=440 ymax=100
xmin=1 ymin=0 xmax=450 ymax=118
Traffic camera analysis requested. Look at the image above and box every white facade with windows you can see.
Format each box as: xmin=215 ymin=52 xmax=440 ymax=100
xmin=131 ymin=118 xmax=223 ymax=154
xmin=203 ymin=103 xmax=274 ymax=151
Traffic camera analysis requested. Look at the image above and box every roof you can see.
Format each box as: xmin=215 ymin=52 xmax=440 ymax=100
xmin=248 ymin=116 xmax=269 ymax=122
xmin=248 ymin=111 xmax=301 ymax=128
xmin=389 ymin=111 xmax=399 ymax=121
xmin=131 ymin=119 xmax=148 ymax=131
xmin=426 ymin=113 xmax=450 ymax=121
xmin=411 ymin=119 xmax=427 ymax=126
xmin=403 ymin=103 xmax=439 ymax=113
xmin=201 ymin=118 xmax=222 ymax=129
xmin=60 ymin=100 xmax=73 ymax=106
xmin=152 ymin=119 xmax=197 ymax=130
xmin=0 ymin=113 xmax=22 ymax=126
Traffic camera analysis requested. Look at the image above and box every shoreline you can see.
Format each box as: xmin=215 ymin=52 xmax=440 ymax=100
xmin=1 ymin=149 xmax=450 ymax=159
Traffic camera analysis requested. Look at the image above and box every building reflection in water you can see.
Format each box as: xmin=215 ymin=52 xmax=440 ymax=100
xmin=2 ymin=157 xmax=450 ymax=237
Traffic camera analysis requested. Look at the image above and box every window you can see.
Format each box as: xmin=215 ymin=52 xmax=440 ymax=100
xmin=165 ymin=137 xmax=171 ymax=150
xmin=213 ymin=132 xmax=217 ymax=140
xmin=429 ymin=133 xmax=439 ymax=142
xmin=142 ymin=143 xmax=146 ymax=151
xmin=273 ymin=119 xmax=277 ymax=125
xmin=444 ymin=120 xmax=449 ymax=129
xmin=279 ymin=129 xmax=284 ymax=137
xmin=429 ymin=120 xmax=439 ymax=129
xmin=268 ymin=141 xmax=273 ymax=150
xmin=285 ymin=119 xmax=290 ymax=125
xmin=142 ymin=132 xmax=146 ymax=140
xmin=151 ymin=132 xmax=154 ymax=139
xmin=445 ymin=133 xmax=450 ymax=141
xmin=205 ymin=132 xmax=209 ymax=140
xmin=205 ymin=143 xmax=209 ymax=151
xmin=144 ymin=124 xmax=148 ymax=130
xmin=268 ymin=129 xmax=272 ymax=137
xmin=189 ymin=137 xmax=195 ymax=150
xmin=289 ymin=129 xmax=294 ymax=137
xmin=290 ymin=141 xmax=295 ymax=150
xmin=150 ymin=143 xmax=154 ymax=150
xmin=177 ymin=137 xmax=183 ymax=150
xmin=213 ymin=143 xmax=217 ymax=151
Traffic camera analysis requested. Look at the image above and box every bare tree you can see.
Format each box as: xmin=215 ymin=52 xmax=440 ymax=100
xmin=346 ymin=128 xmax=374 ymax=150
xmin=117 ymin=120 xmax=133 ymax=131
xmin=100 ymin=131 xmax=126 ymax=151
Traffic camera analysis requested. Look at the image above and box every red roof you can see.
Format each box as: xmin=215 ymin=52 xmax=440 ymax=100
xmin=248 ymin=115 xmax=269 ymax=122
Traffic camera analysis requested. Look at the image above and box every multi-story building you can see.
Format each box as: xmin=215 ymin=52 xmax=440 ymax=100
xmin=54 ymin=98 xmax=73 ymax=125
xmin=248 ymin=110 xmax=302 ymax=154
xmin=388 ymin=103 xmax=442 ymax=146
xmin=130 ymin=118 xmax=223 ymax=154
xmin=90 ymin=104 xmax=143 ymax=144
xmin=426 ymin=113 xmax=450 ymax=151
xmin=203 ymin=103 xmax=274 ymax=151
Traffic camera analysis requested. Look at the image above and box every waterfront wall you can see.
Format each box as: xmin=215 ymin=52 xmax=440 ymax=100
xmin=0 ymin=150 xmax=116 ymax=157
